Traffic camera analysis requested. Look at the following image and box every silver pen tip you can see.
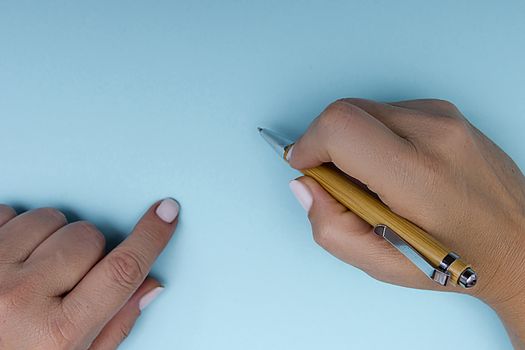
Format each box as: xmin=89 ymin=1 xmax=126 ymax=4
xmin=257 ymin=127 xmax=263 ymax=132
xmin=257 ymin=127 xmax=293 ymax=159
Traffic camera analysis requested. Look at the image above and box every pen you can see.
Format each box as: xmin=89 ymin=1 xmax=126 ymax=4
xmin=258 ymin=127 xmax=477 ymax=288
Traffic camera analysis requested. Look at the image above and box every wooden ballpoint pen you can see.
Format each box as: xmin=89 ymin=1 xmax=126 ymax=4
xmin=259 ymin=127 xmax=477 ymax=288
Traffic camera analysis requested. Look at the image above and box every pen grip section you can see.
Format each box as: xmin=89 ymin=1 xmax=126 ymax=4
xmin=302 ymin=164 xmax=469 ymax=285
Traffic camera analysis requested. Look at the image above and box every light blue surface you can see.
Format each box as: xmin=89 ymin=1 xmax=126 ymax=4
xmin=1 ymin=1 xmax=523 ymax=349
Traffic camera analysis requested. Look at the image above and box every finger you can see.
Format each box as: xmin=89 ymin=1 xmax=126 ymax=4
xmin=288 ymin=100 xmax=413 ymax=200
xmin=0 ymin=205 xmax=16 ymax=227
xmin=328 ymin=99 xmax=468 ymax=148
xmin=337 ymin=98 xmax=426 ymax=138
xmin=0 ymin=208 xmax=67 ymax=263
xmin=63 ymin=198 xmax=179 ymax=341
xmin=389 ymin=99 xmax=463 ymax=118
xmin=337 ymin=98 xmax=456 ymax=145
xmin=24 ymin=221 xmax=106 ymax=296
xmin=89 ymin=278 xmax=164 ymax=350
xmin=292 ymin=176 xmax=438 ymax=290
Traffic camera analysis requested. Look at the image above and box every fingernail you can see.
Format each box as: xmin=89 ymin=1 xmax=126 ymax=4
xmin=139 ymin=286 xmax=164 ymax=311
xmin=289 ymin=180 xmax=313 ymax=212
xmin=155 ymin=198 xmax=180 ymax=223
xmin=285 ymin=144 xmax=294 ymax=162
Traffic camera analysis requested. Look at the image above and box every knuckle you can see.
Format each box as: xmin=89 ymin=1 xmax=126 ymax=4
xmin=0 ymin=247 xmax=25 ymax=264
xmin=74 ymin=221 xmax=106 ymax=250
xmin=323 ymin=100 xmax=351 ymax=119
xmin=438 ymin=117 xmax=472 ymax=145
xmin=117 ymin=323 xmax=132 ymax=343
xmin=106 ymin=250 xmax=145 ymax=289
xmin=312 ymin=226 xmax=335 ymax=249
xmin=424 ymin=99 xmax=466 ymax=120
xmin=0 ymin=204 xmax=16 ymax=216
xmin=428 ymin=98 xmax=457 ymax=112
xmin=338 ymin=97 xmax=366 ymax=106
xmin=317 ymin=101 xmax=357 ymax=132
xmin=427 ymin=99 xmax=465 ymax=119
xmin=35 ymin=207 xmax=67 ymax=223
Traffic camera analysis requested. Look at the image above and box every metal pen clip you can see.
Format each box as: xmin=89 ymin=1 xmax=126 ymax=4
xmin=373 ymin=225 xmax=459 ymax=287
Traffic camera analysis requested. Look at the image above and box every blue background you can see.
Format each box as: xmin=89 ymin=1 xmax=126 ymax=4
xmin=1 ymin=1 xmax=523 ymax=349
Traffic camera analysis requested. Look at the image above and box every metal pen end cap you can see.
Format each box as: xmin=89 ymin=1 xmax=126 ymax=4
xmin=459 ymin=268 xmax=477 ymax=288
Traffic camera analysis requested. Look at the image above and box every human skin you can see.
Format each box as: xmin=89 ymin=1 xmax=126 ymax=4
xmin=0 ymin=198 xmax=180 ymax=349
xmin=287 ymin=99 xmax=525 ymax=349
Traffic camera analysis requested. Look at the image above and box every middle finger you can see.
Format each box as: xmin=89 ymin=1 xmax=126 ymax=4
xmin=24 ymin=221 xmax=106 ymax=296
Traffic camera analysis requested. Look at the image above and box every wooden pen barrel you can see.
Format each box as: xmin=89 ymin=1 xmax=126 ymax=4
xmin=302 ymin=164 xmax=470 ymax=286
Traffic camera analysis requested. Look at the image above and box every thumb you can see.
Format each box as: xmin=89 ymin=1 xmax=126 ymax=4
xmin=290 ymin=176 xmax=436 ymax=289
xmin=89 ymin=277 xmax=164 ymax=350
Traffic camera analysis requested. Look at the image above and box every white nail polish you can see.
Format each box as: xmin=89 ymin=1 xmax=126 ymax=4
xmin=139 ymin=286 xmax=164 ymax=311
xmin=155 ymin=198 xmax=180 ymax=223
xmin=289 ymin=180 xmax=313 ymax=212
xmin=286 ymin=144 xmax=294 ymax=161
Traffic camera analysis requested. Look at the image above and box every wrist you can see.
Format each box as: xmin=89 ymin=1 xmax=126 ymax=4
xmin=480 ymin=219 xmax=525 ymax=348
xmin=491 ymin=292 xmax=525 ymax=349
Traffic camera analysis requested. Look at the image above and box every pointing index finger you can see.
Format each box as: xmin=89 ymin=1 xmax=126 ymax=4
xmin=62 ymin=199 xmax=179 ymax=338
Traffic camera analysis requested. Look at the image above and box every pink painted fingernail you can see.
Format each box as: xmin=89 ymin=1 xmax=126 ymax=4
xmin=289 ymin=180 xmax=313 ymax=212
xmin=285 ymin=144 xmax=294 ymax=161
xmin=139 ymin=286 xmax=164 ymax=311
xmin=155 ymin=198 xmax=180 ymax=223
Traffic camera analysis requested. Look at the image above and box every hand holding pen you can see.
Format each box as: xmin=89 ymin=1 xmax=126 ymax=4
xmin=265 ymin=99 xmax=525 ymax=347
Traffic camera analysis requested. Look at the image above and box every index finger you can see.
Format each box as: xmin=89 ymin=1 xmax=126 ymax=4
xmin=62 ymin=198 xmax=179 ymax=337
xmin=288 ymin=100 xmax=413 ymax=199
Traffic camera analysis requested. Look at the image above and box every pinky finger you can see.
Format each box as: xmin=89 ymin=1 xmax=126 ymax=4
xmin=89 ymin=278 xmax=164 ymax=350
